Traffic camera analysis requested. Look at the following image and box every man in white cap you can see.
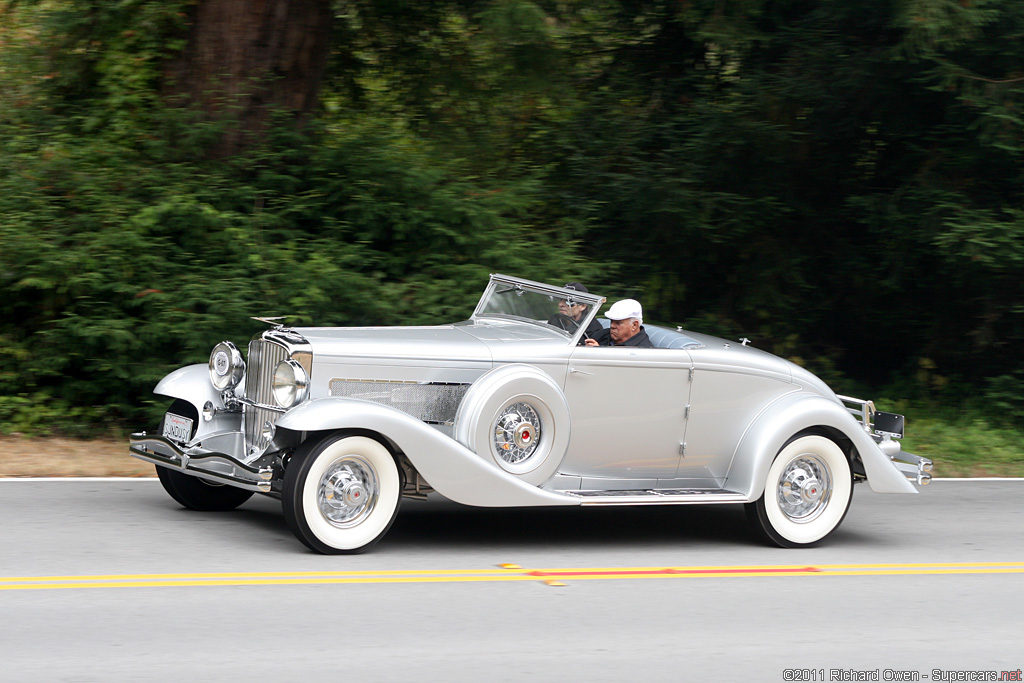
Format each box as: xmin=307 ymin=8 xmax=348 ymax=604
xmin=584 ymin=298 xmax=653 ymax=348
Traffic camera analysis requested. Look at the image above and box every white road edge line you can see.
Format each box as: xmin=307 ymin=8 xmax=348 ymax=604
xmin=0 ymin=477 xmax=160 ymax=482
xmin=928 ymin=477 xmax=1024 ymax=481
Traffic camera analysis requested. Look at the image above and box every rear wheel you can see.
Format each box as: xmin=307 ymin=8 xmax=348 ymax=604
xmin=746 ymin=434 xmax=853 ymax=548
xmin=282 ymin=433 xmax=403 ymax=554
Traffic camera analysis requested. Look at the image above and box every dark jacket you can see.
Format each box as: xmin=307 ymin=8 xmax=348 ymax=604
xmin=548 ymin=313 xmax=606 ymax=345
xmin=589 ymin=325 xmax=654 ymax=348
xmin=578 ymin=317 xmax=605 ymax=345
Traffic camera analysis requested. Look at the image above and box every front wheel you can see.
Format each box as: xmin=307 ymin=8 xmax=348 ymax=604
xmin=157 ymin=466 xmax=254 ymax=511
xmin=282 ymin=433 xmax=403 ymax=554
xmin=745 ymin=434 xmax=853 ymax=548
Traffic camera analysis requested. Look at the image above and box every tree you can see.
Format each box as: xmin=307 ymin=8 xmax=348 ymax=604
xmin=163 ymin=0 xmax=334 ymax=157
xmin=550 ymin=0 xmax=1024 ymax=391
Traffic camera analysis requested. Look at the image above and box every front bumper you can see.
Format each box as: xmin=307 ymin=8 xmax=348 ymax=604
xmin=889 ymin=449 xmax=933 ymax=486
xmin=839 ymin=395 xmax=933 ymax=487
xmin=884 ymin=448 xmax=933 ymax=485
xmin=873 ymin=433 xmax=932 ymax=486
xmin=129 ymin=432 xmax=282 ymax=493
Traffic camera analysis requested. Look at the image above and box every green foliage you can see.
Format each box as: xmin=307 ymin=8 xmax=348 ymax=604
xmin=1 ymin=0 xmax=1023 ymax=457
xmin=897 ymin=407 xmax=1024 ymax=478
xmin=543 ymin=0 xmax=1024 ymax=399
xmin=0 ymin=1 xmax=599 ymax=433
xmin=0 ymin=114 xmax=595 ymax=430
xmin=984 ymin=370 xmax=1024 ymax=428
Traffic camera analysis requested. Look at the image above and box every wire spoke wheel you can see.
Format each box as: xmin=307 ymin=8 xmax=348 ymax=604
xmin=493 ymin=402 xmax=542 ymax=465
xmin=454 ymin=364 xmax=570 ymax=485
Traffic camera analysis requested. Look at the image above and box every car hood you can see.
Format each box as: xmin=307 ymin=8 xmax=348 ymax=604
xmin=292 ymin=325 xmax=493 ymax=365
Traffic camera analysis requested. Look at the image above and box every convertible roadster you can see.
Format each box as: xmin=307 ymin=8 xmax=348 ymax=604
xmin=129 ymin=274 xmax=931 ymax=553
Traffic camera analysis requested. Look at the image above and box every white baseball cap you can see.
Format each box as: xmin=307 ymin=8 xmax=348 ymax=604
xmin=605 ymin=299 xmax=643 ymax=322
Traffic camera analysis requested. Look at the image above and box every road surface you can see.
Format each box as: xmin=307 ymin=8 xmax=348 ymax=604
xmin=0 ymin=478 xmax=1021 ymax=682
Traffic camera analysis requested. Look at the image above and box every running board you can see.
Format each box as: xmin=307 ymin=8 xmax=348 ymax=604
xmin=562 ymin=489 xmax=748 ymax=506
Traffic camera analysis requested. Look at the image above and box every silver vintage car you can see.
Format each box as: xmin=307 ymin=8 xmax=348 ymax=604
xmin=129 ymin=274 xmax=931 ymax=553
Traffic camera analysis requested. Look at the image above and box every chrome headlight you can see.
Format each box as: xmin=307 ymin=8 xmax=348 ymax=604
xmin=209 ymin=341 xmax=245 ymax=391
xmin=272 ymin=359 xmax=309 ymax=408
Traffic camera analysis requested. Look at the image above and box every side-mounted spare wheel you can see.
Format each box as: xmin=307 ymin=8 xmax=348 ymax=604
xmin=157 ymin=400 xmax=254 ymax=511
xmin=282 ymin=433 xmax=403 ymax=554
xmin=453 ymin=364 xmax=570 ymax=486
xmin=746 ymin=434 xmax=853 ymax=548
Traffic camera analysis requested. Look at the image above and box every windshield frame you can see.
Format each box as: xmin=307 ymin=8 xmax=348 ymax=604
xmin=471 ymin=274 xmax=606 ymax=345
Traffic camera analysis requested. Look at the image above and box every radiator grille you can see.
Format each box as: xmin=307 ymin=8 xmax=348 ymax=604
xmin=329 ymin=379 xmax=469 ymax=425
xmin=244 ymin=338 xmax=290 ymax=453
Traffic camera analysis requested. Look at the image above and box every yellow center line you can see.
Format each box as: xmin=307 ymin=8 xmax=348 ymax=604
xmin=1 ymin=562 xmax=1022 ymax=591
xmin=6 ymin=568 xmax=513 ymax=582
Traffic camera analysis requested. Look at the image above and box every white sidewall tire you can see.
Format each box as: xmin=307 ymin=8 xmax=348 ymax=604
xmin=762 ymin=435 xmax=852 ymax=546
xmin=454 ymin=364 xmax=570 ymax=486
xmin=293 ymin=435 xmax=401 ymax=553
xmin=156 ymin=465 xmax=254 ymax=512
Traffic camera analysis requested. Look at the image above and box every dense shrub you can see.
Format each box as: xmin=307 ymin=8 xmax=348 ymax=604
xmin=2 ymin=0 xmax=1023 ymax=436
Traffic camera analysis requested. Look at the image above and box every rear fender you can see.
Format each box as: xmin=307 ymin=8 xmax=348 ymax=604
xmin=276 ymin=397 xmax=578 ymax=508
xmin=728 ymin=393 xmax=917 ymax=499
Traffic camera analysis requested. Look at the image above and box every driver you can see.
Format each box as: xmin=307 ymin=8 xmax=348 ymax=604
xmin=584 ymin=299 xmax=653 ymax=348
xmin=549 ymin=282 xmax=604 ymax=343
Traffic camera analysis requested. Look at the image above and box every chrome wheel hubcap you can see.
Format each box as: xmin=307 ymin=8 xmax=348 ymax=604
xmin=777 ymin=455 xmax=832 ymax=522
xmin=318 ymin=455 xmax=379 ymax=528
xmin=493 ymin=402 xmax=541 ymax=465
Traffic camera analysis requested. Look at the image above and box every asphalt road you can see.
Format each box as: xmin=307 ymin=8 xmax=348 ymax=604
xmin=1 ymin=478 xmax=1022 ymax=682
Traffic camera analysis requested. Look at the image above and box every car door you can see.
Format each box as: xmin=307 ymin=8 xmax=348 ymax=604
xmin=676 ymin=344 xmax=798 ymax=487
xmin=559 ymin=345 xmax=693 ymax=485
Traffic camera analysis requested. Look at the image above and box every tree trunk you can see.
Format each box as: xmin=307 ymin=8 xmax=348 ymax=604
xmin=163 ymin=0 xmax=333 ymax=157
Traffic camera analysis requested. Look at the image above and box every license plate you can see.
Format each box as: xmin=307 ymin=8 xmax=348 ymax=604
xmin=873 ymin=411 xmax=905 ymax=438
xmin=162 ymin=412 xmax=193 ymax=443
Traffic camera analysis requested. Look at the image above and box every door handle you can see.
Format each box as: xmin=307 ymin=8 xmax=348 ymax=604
xmin=569 ymin=367 xmax=594 ymax=376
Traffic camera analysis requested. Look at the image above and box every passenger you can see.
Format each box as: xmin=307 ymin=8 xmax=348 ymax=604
xmin=584 ymin=299 xmax=654 ymax=348
xmin=548 ymin=282 xmax=604 ymax=343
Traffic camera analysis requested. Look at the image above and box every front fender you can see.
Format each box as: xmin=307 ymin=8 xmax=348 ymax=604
xmin=276 ymin=397 xmax=578 ymax=508
xmin=728 ymin=392 xmax=918 ymax=499
xmin=153 ymin=364 xmax=242 ymax=443
xmin=154 ymin=364 xmax=225 ymax=415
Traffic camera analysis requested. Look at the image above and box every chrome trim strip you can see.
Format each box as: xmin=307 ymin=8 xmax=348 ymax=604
xmin=235 ymin=396 xmax=287 ymax=414
xmin=484 ymin=274 xmax=605 ymax=308
xmin=564 ymin=489 xmax=748 ymax=505
xmin=129 ymin=433 xmax=279 ymax=493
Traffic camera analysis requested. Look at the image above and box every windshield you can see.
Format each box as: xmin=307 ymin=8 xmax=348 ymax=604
xmin=472 ymin=275 xmax=604 ymax=338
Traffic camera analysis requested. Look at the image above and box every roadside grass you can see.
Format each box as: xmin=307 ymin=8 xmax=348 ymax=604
xmin=887 ymin=405 xmax=1024 ymax=478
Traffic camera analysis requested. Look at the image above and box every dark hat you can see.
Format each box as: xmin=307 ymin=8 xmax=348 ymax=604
xmin=564 ymin=282 xmax=589 ymax=293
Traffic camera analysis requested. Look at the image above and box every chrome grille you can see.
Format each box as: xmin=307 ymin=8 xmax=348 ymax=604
xmin=329 ymin=379 xmax=469 ymax=425
xmin=245 ymin=338 xmax=290 ymax=453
